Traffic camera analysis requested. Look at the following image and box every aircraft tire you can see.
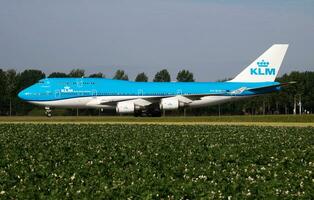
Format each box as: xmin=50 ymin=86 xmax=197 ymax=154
xmin=150 ymin=111 xmax=162 ymax=117
xmin=134 ymin=110 xmax=142 ymax=117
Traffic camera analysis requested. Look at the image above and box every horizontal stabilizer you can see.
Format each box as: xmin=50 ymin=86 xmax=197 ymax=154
xmin=248 ymin=81 xmax=296 ymax=91
xmin=228 ymin=87 xmax=247 ymax=95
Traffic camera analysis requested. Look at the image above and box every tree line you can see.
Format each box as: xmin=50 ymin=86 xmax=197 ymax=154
xmin=47 ymin=68 xmax=194 ymax=82
xmin=0 ymin=68 xmax=313 ymax=116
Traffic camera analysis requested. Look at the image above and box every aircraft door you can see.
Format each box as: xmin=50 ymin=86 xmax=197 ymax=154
xmin=76 ymin=79 xmax=83 ymax=88
xmin=138 ymin=89 xmax=143 ymax=97
xmin=177 ymin=89 xmax=182 ymax=95
xmin=92 ymin=89 xmax=97 ymax=98
xmin=55 ymin=90 xmax=61 ymax=98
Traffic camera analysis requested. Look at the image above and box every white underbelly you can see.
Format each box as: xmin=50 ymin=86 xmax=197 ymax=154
xmin=28 ymin=95 xmax=251 ymax=110
xmin=28 ymin=96 xmax=149 ymax=109
xmin=189 ymin=96 xmax=248 ymax=108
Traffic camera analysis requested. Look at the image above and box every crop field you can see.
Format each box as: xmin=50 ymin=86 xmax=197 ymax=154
xmin=0 ymin=124 xmax=313 ymax=199
xmin=1 ymin=115 xmax=314 ymax=126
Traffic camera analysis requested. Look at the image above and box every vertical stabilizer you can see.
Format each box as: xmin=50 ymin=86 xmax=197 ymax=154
xmin=229 ymin=44 xmax=289 ymax=82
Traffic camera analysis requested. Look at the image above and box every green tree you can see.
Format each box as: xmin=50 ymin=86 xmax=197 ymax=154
xmin=89 ymin=73 xmax=105 ymax=78
xmin=113 ymin=70 xmax=128 ymax=80
xmin=69 ymin=69 xmax=85 ymax=77
xmin=176 ymin=70 xmax=195 ymax=82
xmin=302 ymin=72 xmax=314 ymax=112
xmin=153 ymin=69 xmax=171 ymax=82
xmin=0 ymin=69 xmax=7 ymax=115
xmin=17 ymin=69 xmax=46 ymax=90
xmin=5 ymin=69 xmax=18 ymax=116
xmin=48 ymin=72 xmax=69 ymax=78
xmin=135 ymin=72 xmax=148 ymax=82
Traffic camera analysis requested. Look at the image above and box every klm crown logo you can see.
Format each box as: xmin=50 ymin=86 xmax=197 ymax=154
xmin=257 ymin=60 xmax=269 ymax=67
xmin=250 ymin=60 xmax=276 ymax=76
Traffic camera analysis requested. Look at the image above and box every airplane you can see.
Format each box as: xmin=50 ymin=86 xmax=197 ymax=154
xmin=18 ymin=44 xmax=291 ymax=117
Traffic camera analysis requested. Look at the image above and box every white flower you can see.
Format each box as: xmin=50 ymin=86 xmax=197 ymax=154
xmin=70 ymin=173 xmax=76 ymax=181
xmin=247 ymin=176 xmax=254 ymax=181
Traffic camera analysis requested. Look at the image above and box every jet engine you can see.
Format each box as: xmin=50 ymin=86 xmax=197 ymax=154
xmin=116 ymin=101 xmax=135 ymax=114
xmin=160 ymin=98 xmax=180 ymax=110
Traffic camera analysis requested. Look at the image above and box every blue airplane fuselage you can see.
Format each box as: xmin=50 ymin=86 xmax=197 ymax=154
xmin=18 ymin=78 xmax=280 ymax=102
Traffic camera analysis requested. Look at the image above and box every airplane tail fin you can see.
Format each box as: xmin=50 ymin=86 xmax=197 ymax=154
xmin=229 ymin=44 xmax=289 ymax=82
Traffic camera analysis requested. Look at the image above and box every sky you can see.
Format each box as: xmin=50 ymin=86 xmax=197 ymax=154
xmin=0 ymin=0 xmax=313 ymax=81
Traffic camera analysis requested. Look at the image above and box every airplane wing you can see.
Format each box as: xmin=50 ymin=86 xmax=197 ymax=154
xmin=86 ymin=82 xmax=295 ymax=108
xmin=86 ymin=87 xmax=251 ymax=107
xmin=86 ymin=97 xmax=157 ymax=107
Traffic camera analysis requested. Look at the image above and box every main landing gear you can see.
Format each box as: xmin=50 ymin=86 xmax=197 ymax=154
xmin=45 ymin=107 xmax=52 ymax=117
xmin=134 ymin=107 xmax=162 ymax=117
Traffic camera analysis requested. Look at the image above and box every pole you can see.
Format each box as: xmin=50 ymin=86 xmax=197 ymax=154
xmin=293 ymin=96 xmax=296 ymax=115
xmin=299 ymin=95 xmax=302 ymax=115
xmin=9 ymin=98 xmax=12 ymax=116
xmin=218 ymin=104 xmax=221 ymax=117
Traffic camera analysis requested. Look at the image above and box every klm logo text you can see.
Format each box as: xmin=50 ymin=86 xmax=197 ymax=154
xmin=250 ymin=60 xmax=276 ymax=75
xmin=61 ymin=86 xmax=74 ymax=93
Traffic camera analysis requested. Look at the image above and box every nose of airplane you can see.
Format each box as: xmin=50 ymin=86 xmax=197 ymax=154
xmin=18 ymin=89 xmax=27 ymax=100
xmin=18 ymin=87 xmax=34 ymax=101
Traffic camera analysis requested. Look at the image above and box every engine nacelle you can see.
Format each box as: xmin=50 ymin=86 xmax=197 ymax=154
xmin=160 ymin=98 xmax=179 ymax=110
xmin=116 ymin=101 xmax=135 ymax=114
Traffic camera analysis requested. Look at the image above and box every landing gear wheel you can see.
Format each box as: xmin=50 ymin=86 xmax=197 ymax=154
xmin=133 ymin=110 xmax=141 ymax=117
xmin=151 ymin=111 xmax=162 ymax=117
xmin=147 ymin=108 xmax=162 ymax=117
xmin=45 ymin=107 xmax=52 ymax=117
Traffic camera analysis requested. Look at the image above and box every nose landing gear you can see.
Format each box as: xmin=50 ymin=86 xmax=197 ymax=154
xmin=45 ymin=107 xmax=52 ymax=117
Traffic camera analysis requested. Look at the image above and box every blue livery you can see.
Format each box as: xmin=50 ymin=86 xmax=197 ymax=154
xmin=18 ymin=44 xmax=291 ymax=117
